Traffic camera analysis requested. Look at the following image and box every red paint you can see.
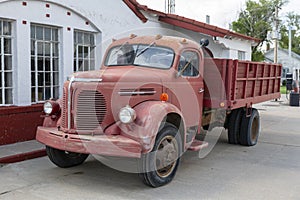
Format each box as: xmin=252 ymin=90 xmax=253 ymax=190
xmin=67 ymin=11 xmax=71 ymax=16
xmin=0 ymin=149 xmax=46 ymax=164
xmin=46 ymin=14 xmax=50 ymax=18
xmin=22 ymin=1 xmax=27 ymax=6
xmin=67 ymin=27 xmax=71 ymax=31
xmin=0 ymin=104 xmax=44 ymax=145
xmin=22 ymin=20 xmax=27 ymax=25
xmin=46 ymin=3 xmax=50 ymax=8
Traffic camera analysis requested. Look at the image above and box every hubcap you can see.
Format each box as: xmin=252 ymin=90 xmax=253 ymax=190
xmin=155 ymin=135 xmax=179 ymax=178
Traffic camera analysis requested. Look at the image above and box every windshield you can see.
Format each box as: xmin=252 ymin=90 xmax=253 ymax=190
xmin=105 ymin=44 xmax=175 ymax=69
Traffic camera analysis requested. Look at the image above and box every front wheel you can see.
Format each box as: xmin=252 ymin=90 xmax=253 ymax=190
xmin=139 ymin=123 xmax=182 ymax=188
xmin=46 ymin=146 xmax=89 ymax=168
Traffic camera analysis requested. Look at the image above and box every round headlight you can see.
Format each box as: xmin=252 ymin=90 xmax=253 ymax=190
xmin=119 ymin=106 xmax=136 ymax=124
xmin=44 ymin=101 xmax=53 ymax=115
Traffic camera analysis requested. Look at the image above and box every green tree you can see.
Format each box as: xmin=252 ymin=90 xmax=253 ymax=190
xmin=279 ymin=12 xmax=300 ymax=55
xmin=232 ymin=0 xmax=288 ymax=61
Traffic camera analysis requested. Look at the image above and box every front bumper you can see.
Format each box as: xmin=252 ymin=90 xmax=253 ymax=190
xmin=36 ymin=127 xmax=142 ymax=158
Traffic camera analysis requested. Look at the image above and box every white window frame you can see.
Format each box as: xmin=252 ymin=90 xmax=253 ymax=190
xmin=31 ymin=24 xmax=60 ymax=103
xmin=73 ymin=30 xmax=96 ymax=72
xmin=238 ymin=50 xmax=246 ymax=60
xmin=0 ymin=19 xmax=13 ymax=105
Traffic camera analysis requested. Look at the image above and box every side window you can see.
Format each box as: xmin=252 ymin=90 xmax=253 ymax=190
xmin=178 ymin=51 xmax=199 ymax=77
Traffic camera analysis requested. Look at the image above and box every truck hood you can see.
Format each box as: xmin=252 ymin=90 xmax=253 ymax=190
xmin=72 ymin=66 xmax=165 ymax=84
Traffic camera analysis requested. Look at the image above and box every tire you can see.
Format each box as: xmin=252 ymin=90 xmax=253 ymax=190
xmin=139 ymin=123 xmax=182 ymax=188
xmin=227 ymin=108 xmax=244 ymax=144
xmin=239 ymin=109 xmax=260 ymax=146
xmin=46 ymin=146 xmax=89 ymax=168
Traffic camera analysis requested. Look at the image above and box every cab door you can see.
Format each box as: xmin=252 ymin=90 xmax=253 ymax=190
xmin=172 ymin=49 xmax=204 ymax=141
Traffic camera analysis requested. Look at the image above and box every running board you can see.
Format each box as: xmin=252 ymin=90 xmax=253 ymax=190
xmin=188 ymin=140 xmax=209 ymax=151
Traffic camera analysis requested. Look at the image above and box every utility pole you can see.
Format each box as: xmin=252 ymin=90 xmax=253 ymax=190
xmin=274 ymin=5 xmax=279 ymax=64
xmin=165 ymin=0 xmax=175 ymax=14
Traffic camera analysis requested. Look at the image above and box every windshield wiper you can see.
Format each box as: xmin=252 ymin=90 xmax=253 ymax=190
xmin=136 ymin=42 xmax=155 ymax=57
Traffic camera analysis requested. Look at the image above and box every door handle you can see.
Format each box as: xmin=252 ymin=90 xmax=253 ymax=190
xmin=199 ymin=88 xmax=205 ymax=93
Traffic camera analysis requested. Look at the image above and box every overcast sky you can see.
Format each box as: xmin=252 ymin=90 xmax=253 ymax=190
xmin=137 ymin=0 xmax=300 ymax=29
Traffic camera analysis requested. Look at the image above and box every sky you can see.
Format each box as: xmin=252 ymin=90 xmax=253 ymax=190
xmin=137 ymin=0 xmax=300 ymax=29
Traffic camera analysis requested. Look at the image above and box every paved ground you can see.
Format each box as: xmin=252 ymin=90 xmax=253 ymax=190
xmin=1 ymin=97 xmax=300 ymax=200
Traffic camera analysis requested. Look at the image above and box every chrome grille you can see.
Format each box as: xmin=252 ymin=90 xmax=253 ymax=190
xmin=61 ymin=87 xmax=67 ymax=129
xmin=76 ymin=90 xmax=107 ymax=131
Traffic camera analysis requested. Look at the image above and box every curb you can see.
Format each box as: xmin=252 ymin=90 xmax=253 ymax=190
xmin=0 ymin=149 xmax=46 ymax=164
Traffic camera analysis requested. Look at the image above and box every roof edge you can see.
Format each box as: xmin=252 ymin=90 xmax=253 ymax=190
xmin=123 ymin=0 xmax=260 ymax=43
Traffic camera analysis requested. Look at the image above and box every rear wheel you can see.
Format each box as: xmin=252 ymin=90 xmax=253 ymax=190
xmin=227 ymin=108 xmax=244 ymax=144
xmin=239 ymin=109 xmax=260 ymax=146
xmin=139 ymin=123 xmax=182 ymax=188
xmin=46 ymin=146 xmax=89 ymax=168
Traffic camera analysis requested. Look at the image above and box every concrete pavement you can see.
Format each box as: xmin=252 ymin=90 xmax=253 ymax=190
xmin=0 ymin=97 xmax=299 ymax=200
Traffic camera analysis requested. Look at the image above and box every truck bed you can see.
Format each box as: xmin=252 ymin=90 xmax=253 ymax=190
xmin=203 ymin=58 xmax=282 ymax=110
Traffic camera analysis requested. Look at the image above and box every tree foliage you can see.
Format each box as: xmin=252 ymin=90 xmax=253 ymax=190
xmin=279 ymin=12 xmax=300 ymax=55
xmin=232 ymin=0 xmax=288 ymax=61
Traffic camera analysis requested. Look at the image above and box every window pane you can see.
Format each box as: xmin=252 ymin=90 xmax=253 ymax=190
xmin=78 ymin=32 xmax=83 ymax=44
xmin=38 ymin=72 xmax=44 ymax=87
xmin=3 ymin=21 xmax=11 ymax=36
xmin=53 ymin=58 xmax=59 ymax=71
xmin=31 ymin=87 xmax=36 ymax=102
xmin=36 ymin=26 xmax=43 ymax=40
xmin=90 ymin=34 xmax=95 ymax=46
xmin=0 ymin=38 xmax=2 ymax=54
xmin=45 ymin=72 xmax=51 ymax=86
xmin=53 ymin=43 xmax=59 ymax=57
xmin=45 ymin=58 xmax=51 ymax=71
xmin=52 ymin=29 xmax=58 ymax=41
xmin=38 ymin=87 xmax=44 ymax=101
xmin=37 ymin=57 xmax=43 ymax=71
xmin=0 ymin=89 xmax=2 ymax=104
xmin=90 ymin=48 xmax=95 ymax=59
xmin=44 ymin=28 xmax=51 ymax=41
xmin=84 ymin=46 xmax=89 ymax=58
xmin=31 ymin=41 xmax=35 ymax=55
xmin=0 ymin=73 xmax=2 ymax=87
xmin=5 ymin=89 xmax=13 ymax=104
xmin=5 ymin=72 xmax=13 ymax=87
xmin=78 ymin=60 xmax=83 ymax=71
xmin=54 ymin=72 xmax=59 ymax=85
xmin=31 ymin=57 xmax=35 ymax=71
xmin=4 ymin=56 xmax=12 ymax=70
xmin=4 ymin=38 xmax=12 ymax=54
xmin=84 ymin=60 xmax=89 ymax=71
xmin=84 ymin=33 xmax=90 ymax=44
xmin=37 ymin=42 xmax=43 ymax=56
xmin=78 ymin=46 xmax=83 ymax=58
xmin=0 ymin=21 xmax=2 ymax=35
xmin=31 ymin=72 xmax=36 ymax=86
xmin=45 ymin=43 xmax=50 ymax=56
xmin=0 ymin=55 xmax=2 ymax=71
xmin=31 ymin=26 xmax=35 ymax=39
xmin=45 ymin=87 xmax=51 ymax=100
xmin=74 ymin=60 xmax=77 ymax=72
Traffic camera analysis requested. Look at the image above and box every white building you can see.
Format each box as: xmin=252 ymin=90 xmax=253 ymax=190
xmin=0 ymin=0 xmax=259 ymax=107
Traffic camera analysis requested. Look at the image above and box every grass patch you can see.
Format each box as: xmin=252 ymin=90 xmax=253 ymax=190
xmin=280 ymin=86 xmax=287 ymax=94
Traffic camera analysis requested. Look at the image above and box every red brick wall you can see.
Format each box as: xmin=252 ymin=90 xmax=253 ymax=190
xmin=0 ymin=104 xmax=44 ymax=145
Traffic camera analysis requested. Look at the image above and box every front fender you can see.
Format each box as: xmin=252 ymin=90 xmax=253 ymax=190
xmin=118 ymin=101 xmax=185 ymax=153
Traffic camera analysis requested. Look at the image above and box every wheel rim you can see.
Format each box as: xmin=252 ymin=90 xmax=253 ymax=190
xmin=155 ymin=135 xmax=179 ymax=178
xmin=251 ymin=116 xmax=259 ymax=142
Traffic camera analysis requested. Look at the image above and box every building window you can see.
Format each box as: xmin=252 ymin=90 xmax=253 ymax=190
xmin=0 ymin=20 xmax=13 ymax=105
xmin=74 ymin=30 xmax=95 ymax=72
xmin=31 ymin=24 xmax=59 ymax=103
xmin=238 ymin=51 xmax=246 ymax=60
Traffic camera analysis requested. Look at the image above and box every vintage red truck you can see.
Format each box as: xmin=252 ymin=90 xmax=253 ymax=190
xmin=36 ymin=35 xmax=281 ymax=187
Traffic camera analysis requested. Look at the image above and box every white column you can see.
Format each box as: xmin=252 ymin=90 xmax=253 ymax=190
xmin=14 ymin=20 xmax=31 ymax=106
xmin=61 ymin=27 xmax=73 ymax=95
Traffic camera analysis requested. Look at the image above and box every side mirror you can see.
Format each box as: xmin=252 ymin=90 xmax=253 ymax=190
xmin=200 ymin=39 xmax=209 ymax=47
